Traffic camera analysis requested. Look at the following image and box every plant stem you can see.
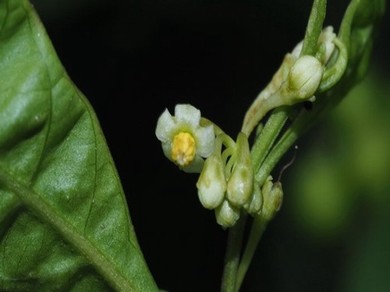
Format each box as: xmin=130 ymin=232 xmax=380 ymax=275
xmin=221 ymin=214 xmax=247 ymax=292
xmin=255 ymin=124 xmax=299 ymax=184
xmin=250 ymin=108 xmax=289 ymax=173
xmin=301 ymin=0 xmax=327 ymax=56
xmin=222 ymin=108 xmax=288 ymax=292
xmin=235 ymin=216 xmax=268 ymax=291
xmin=222 ymin=2 xmax=329 ymax=290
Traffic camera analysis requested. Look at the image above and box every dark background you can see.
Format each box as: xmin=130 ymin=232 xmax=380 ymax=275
xmin=30 ymin=1 xmax=390 ymax=291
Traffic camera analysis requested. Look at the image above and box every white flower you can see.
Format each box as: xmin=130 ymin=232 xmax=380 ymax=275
xmin=155 ymin=104 xmax=215 ymax=173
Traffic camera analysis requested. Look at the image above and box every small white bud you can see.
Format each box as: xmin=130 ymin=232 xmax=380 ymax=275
xmin=196 ymin=152 xmax=226 ymax=209
xmin=318 ymin=26 xmax=336 ymax=64
xmin=226 ymin=133 xmax=253 ymax=207
xmin=215 ymin=200 xmax=240 ymax=228
xmin=288 ymin=55 xmax=323 ymax=100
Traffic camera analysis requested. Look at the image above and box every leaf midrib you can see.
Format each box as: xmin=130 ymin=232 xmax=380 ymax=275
xmin=0 ymin=166 xmax=136 ymax=291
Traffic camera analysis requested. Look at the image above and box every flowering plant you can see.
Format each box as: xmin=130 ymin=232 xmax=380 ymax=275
xmin=155 ymin=0 xmax=385 ymax=290
xmin=0 ymin=0 xmax=385 ymax=291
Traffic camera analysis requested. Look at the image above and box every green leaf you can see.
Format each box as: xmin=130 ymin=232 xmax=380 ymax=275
xmin=0 ymin=0 xmax=158 ymax=291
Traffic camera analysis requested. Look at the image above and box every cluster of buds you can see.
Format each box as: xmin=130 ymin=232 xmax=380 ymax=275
xmin=242 ymin=26 xmax=346 ymax=136
xmin=196 ymin=132 xmax=254 ymax=228
xmin=155 ymin=104 xmax=284 ymax=228
xmin=155 ymin=27 xmax=346 ymax=228
xmin=197 ymin=137 xmax=284 ymax=228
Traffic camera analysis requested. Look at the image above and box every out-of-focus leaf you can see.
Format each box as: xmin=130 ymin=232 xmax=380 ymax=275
xmin=288 ymin=71 xmax=390 ymax=240
xmin=342 ymin=209 xmax=390 ymax=292
xmin=0 ymin=0 xmax=158 ymax=291
xmin=289 ymin=152 xmax=354 ymax=239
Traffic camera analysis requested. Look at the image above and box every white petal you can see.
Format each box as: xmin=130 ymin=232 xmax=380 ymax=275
xmin=161 ymin=141 xmax=173 ymax=162
xmin=155 ymin=108 xmax=176 ymax=142
xmin=195 ymin=125 xmax=215 ymax=157
xmin=174 ymin=104 xmax=201 ymax=126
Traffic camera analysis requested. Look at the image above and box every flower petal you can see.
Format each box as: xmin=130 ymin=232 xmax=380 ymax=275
xmin=161 ymin=141 xmax=173 ymax=162
xmin=155 ymin=108 xmax=176 ymax=142
xmin=174 ymin=104 xmax=201 ymax=126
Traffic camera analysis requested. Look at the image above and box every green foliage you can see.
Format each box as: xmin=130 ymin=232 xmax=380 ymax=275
xmin=284 ymin=72 xmax=390 ymax=290
xmin=290 ymin=73 xmax=390 ymax=238
xmin=0 ymin=0 xmax=157 ymax=291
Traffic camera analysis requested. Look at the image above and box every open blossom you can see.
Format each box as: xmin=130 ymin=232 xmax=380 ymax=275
xmin=155 ymin=104 xmax=215 ymax=173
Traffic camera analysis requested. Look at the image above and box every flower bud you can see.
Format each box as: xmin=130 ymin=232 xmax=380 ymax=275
xmin=288 ymin=55 xmax=323 ymax=100
xmin=243 ymin=181 xmax=263 ymax=215
xmin=215 ymin=200 xmax=240 ymax=228
xmin=317 ymin=26 xmax=336 ymax=64
xmin=196 ymin=150 xmax=226 ymax=210
xmin=226 ymin=132 xmax=253 ymax=207
xmin=261 ymin=177 xmax=283 ymax=221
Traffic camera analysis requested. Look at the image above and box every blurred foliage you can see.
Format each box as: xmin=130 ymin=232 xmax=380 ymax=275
xmin=289 ymin=70 xmax=390 ymax=239
xmin=282 ymin=69 xmax=390 ymax=290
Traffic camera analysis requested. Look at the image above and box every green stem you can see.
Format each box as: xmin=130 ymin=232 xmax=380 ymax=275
xmin=301 ymin=0 xmax=327 ymax=56
xmin=221 ymin=108 xmax=287 ymax=291
xmin=224 ymin=2 xmax=330 ymax=290
xmin=255 ymin=124 xmax=299 ymax=184
xmin=250 ymin=108 xmax=289 ymax=172
xmin=235 ymin=216 xmax=268 ymax=291
xmin=223 ymin=109 xmax=288 ymax=291
xmin=221 ymin=214 xmax=247 ymax=292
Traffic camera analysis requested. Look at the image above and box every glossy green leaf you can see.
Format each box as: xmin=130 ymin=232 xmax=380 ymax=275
xmin=0 ymin=0 xmax=158 ymax=291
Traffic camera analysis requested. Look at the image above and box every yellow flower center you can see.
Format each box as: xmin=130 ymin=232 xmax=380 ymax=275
xmin=171 ymin=132 xmax=196 ymax=167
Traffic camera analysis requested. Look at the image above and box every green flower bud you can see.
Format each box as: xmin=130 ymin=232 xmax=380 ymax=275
xmin=243 ymin=181 xmax=263 ymax=215
xmin=261 ymin=177 xmax=283 ymax=221
xmin=196 ymin=148 xmax=226 ymax=210
xmin=288 ymin=55 xmax=323 ymax=100
xmin=215 ymin=199 xmax=240 ymax=228
xmin=317 ymin=26 xmax=336 ymax=65
xmin=226 ymin=132 xmax=254 ymax=207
